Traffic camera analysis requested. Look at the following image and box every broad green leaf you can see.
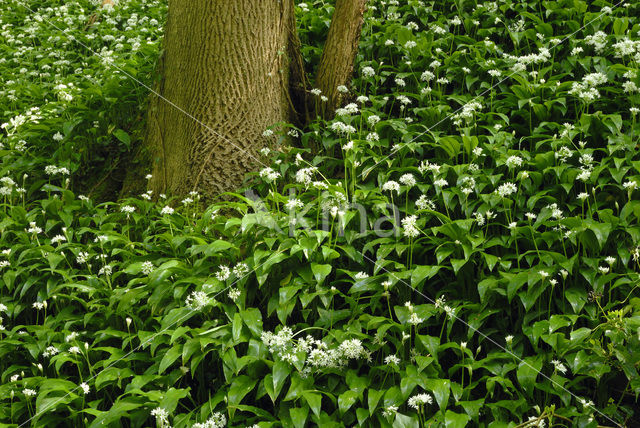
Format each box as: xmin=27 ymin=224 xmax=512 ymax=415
xmin=311 ymin=263 xmax=332 ymax=284
xmin=159 ymin=344 xmax=182 ymax=374
xmin=425 ymin=378 xmax=450 ymax=411
xmin=290 ymin=406 xmax=309 ymax=428
xmin=517 ymin=356 xmax=542 ymax=396
xmin=227 ymin=375 xmax=257 ymax=407
xmin=445 ymin=410 xmax=471 ymax=427
xmin=338 ymin=390 xmax=358 ymax=414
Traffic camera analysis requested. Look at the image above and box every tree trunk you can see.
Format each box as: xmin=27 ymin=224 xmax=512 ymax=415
xmin=141 ymin=0 xmax=303 ymax=199
xmin=315 ymin=0 xmax=367 ymax=119
xmin=123 ymin=0 xmax=366 ymax=199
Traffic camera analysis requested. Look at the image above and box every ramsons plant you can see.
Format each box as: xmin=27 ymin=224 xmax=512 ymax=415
xmin=1 ymin=0 xmax=640 ymax=427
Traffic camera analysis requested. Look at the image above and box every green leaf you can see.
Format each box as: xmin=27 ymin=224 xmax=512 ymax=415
xmin=517 ymin=356 xmax=542 ymax=396
xmin=203 ymin=240 xmax=233 ymax=256
xmin=290 ymin=406 xmax=309 ymax=428
xmin=241 ymin=308 xmax=263 ymax=337
xmin=338 ymin=390 xmax=358 ymax=414
xmin=585 ymin=220 xmax=612 ymax=250
xmin=393 ymin=413 xmax=418 ymax=428
xmin=232 ymin=312 xmax=243 ymax=342
xmin=411 ymin=265 xmax=442 ymax=288
xmin=303 ymin=391 xmax=322 ymax=417
xmin=425 ymin=378 xmax=450 ymax=411
xmin=228 ymin=375 xmax=257 ymax=407
xmin=445 ymin=410 xmax=471 ymax=427
xmin=158 ymin=387 xmax=190 ymax=413
xmin=159 ymin=344 xmax=182 ymax=374
xmin=565 ymin=287 xmax=587 ymax=313
xmin=368 ymin=388 xmax=384 ymax=414
xmin=113 ymin=129 xmax=131 ymax=149
xmin=311 ymin=263 xmax=332 ymax=284
xmin=273 ymin=360 xmax=290 ymax=401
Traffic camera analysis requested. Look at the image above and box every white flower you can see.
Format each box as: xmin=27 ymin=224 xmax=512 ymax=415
xmin=185 ymin=291 xmax=210 ymax=310
xmin=506 ymin=155 xmax=523 ymax=168
xmin=434 ymin=178 xmax=448 ymax=187
xmin=259 ymin=167 xmax=281 ymax=182
xmin=76 ymin=252 xmax=90 ymax=264
xmin=551 ymin=359 xmax=567 ymax=374
xmin=355 ymin=271 xmax=369 ymax=279
xmin=216 ymin=266 xmax=231 ymax=281
xmin=578 ymin=192 xmax=589 ymax=200
xmin=401 ymin=215 xmax=420 ymax=238
xmin=51 ymin=235 xmax=66 ymax=245
xmin=416 ymin=195 xmax=435 ymax=211
xmin=408 ymin=393 xmax=433 ymax=409
xmin=577 ymin=169 xmax=591 ymax=181
xmin=497 ymin=182 xmax=517 ymax=197
xmin=421 ymin=70 xmax=435 ymax=82
xmin=382 ymin=406 xmax=398 ymax=418
xmin=337 ymin=85 xmax=349 ymax=93
xmin=598 ymin=266 xmax=610 ymax=274
xmin=408 ymin=312 xmax=422 ymax=325
xmin=233 ymin=263 xmax=249 ymax=277
xmin=342 ymin=140 xmax=354 ymax=151
xmin=384 ymin=355 xmax=400 ymax=365
xmin=362 ymin=66 xmax=375 ymax=78
xmin=505 ymin=335 xmax=514 ymax=344
xmin=399 ymin=173 xmax=416 ymax=187
xmin=27 ymin=222 xmax=42 ymax=234
xmin=120 ymin=205 xmax=135 ymax=214
xmin=228 ymin=288 xmax=241 ymax=301
xmin=141 ymin=261 xmax=154 ymax=275
xmin=366 ymin=132 xmax=379 ymax=142
xmin=338 ymin=339 xmax=365 ymax=359
xmin=160 ymin=206 xmax=174 ymax=215
xmin=43 ymin=346 xmax=60 ymax=357
xmin=23 ymin=388 xmax=37 ymax=397
xmin=285 ymin=198 xmax=304 ymax=210
xmin=605 ymin=256 xmax=616 ymax=265
xmin=382 ymin=180 xmax=400 ymax=193
xmin=151 ymin=407 xmax=170 ymax=426
xmin=367 ymin=115 xmax=381 ymax=126
xmin=623 ymin=180 xmax=638 ymax=190
xmin=193 ymin=413 xmax=227 ymax=428
xmin=79 ymin=382 xmax=90 ymax=394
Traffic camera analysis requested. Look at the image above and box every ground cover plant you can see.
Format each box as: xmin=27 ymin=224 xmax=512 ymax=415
xmin=1 ymin=0 xmax=640 ymax=426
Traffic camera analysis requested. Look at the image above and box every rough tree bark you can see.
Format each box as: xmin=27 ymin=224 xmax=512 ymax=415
xmin=125 ymin=0 xmax=366 ymax=199
xmin=315 ymin=0 xmax=368 ymax=119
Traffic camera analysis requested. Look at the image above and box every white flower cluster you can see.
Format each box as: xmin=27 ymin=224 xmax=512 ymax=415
xmin=408 ymin=392 xmax=433 ymax=409
xmin=401 ymin=215 xmax=420 ymax=238
xmin=584 ymin=31 xmax=608 ymax=53
xmin=329 ymin=121 xmax=356 ymax=135
xmin=193 ymin=413 xmax=227 ymax=428
xmin=44 ymin=165 xmax=70 ymax=176
xmin=416 ymin=194 xmax=436 ymax=211
xmin=569 ymin=72 xmax=607 ymax=103
xmin=452 ymin=101 xmax=483 ymax=127
xmin=185 ymin=291 xmax=210 ymax=310
xmin=262 ymin=327 xmax=369 ymax=371
xmin=259 ymin=167 xmax=281 ymax=183
xmin=295 ymin=166 xmax=318 ymax=186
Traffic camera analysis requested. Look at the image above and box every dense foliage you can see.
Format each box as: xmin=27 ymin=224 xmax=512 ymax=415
xmin=1 ymin=0 xmax=640 ymax=426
